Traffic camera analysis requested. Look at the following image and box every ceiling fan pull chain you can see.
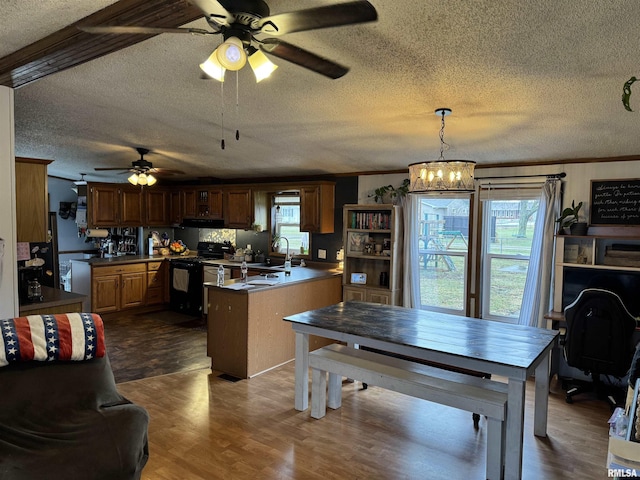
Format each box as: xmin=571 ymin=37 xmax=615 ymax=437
xmin=220 ymin=79 xmax=225 ymax=150
xmin=235 ymin=71 xmax=240 ymax=141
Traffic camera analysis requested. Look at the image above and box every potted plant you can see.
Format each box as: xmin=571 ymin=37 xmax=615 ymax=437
xmin=370 ymin=178 xmax=410 ymax=204
xmin=556 ymin=200 xmax=588 ymax=235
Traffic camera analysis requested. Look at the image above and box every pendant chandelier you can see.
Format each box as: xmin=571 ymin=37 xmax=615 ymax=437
xmin=408 ymin=108 xmax=475 ymax=193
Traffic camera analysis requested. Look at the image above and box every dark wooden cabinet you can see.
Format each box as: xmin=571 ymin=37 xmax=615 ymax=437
xmin=300 ymin=183 xmax=335 ymax=233
xmin=182 ymin=189 xmax=197 ymax=218
xmin=169 ymin=190 xmax=182 ymax=225
xmin=120 ymin=187 xmax=144 ymax=226
xmin=145 ymin=188 xmax=169 ymax=226
xmin=224 ymin=187 xmax=253 ymax=229
xmin=193 ymin=188 xmax=223 ymax=219
xmin=88 ymin=183 xmax=143 ymax=227
xmin=89 ymin=184 xmax=120 ymax=227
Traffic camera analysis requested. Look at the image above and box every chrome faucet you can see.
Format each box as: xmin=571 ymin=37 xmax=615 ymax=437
xmin=280 ymin=236 xmax=292 ymax=275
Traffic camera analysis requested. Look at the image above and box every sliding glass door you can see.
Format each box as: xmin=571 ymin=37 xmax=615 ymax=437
xmin=480 ymin=194 xmax=540 ymax=323
xmin=413 ymin=195 xmax=470 ymax=313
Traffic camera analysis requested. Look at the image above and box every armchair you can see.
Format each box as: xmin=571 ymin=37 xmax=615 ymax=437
xmin=0 ymin=313 xmax=149 ymax=480
xmin=563 ymin=288 xmax=638 ymax=407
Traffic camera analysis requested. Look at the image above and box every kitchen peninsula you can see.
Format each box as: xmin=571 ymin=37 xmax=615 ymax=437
xmin=205 ymin=266 xmax=342 ymax=379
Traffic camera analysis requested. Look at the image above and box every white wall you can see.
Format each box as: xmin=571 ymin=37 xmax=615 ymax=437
xmin=0 ymin=86 xmax=17 ymax=317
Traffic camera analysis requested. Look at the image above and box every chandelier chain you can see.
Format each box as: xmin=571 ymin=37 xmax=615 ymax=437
xmin=439 ymin=110 xmax=449 ymax=161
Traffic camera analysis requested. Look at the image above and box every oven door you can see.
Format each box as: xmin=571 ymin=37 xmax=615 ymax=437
xmin=203 ymin=264 xmax=230 ymax=315
xmin=169 ymin=260 xmax=204 ymax=316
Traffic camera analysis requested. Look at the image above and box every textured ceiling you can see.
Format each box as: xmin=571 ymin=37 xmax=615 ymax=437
xmin=3 ymin=0 xmax=640 ymax=183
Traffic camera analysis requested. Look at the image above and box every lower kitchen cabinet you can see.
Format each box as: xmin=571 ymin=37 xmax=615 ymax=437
xmin=147 ymin=261 xmax=168 ymax=305
xmin=91 ymin=263 xmax=146 ymax=313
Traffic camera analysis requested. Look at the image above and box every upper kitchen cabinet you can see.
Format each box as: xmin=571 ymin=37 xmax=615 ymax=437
xmin=87 ymin=183 xmax=143 ymax=228
xmin=194 ymin=188 xmax=223 ymax=219
xmin=300 ymin=182 xmax=335 ymax=233
xmin=144 ymin=188 xmax=169 ymax=226
xmin=15 ymin=157 xmax=51 ymax=242
xmin=168 ymin=190 xmax=182 ymax=225
xmin=224 ymin=187 xmax=253 ymax=229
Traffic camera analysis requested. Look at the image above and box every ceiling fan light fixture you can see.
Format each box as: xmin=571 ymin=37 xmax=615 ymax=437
xmin=146 ymin=174 xmax=157 ymax=186
xmin=128 ymin=173 xmax=139 ymax=185
xmin=200 ymin=51 xmax=226 ymax=82
xmin=137 ymin=173 xmax=148 ymax=186
xmin=216 ymin=37 xmax=246 ymax=71
xmin=249 ymin=49 xmax=278 ymax=82
xmin=408 ymin=108 xmax=476 ymax=193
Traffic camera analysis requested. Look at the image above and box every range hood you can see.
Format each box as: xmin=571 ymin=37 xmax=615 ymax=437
xmin=180 ymin=218 xmax=225 ymax=229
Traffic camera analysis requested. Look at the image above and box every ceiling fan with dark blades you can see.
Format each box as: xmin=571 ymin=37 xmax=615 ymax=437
xmin=79 ymin=0 xmax=378 ymax=80
xmin=94 ymin=147 xmax=185 ymax=179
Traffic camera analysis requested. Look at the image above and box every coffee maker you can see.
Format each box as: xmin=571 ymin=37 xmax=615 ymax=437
xmin=18 ymin=265 xmax=43 ymax=302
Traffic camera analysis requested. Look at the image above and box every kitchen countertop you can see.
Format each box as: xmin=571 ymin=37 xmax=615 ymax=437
xmin=19 ymin=285 xmax=87 ymax=313
xmin=71 ymin=254 xmax=342 ymax=274
xmin=205 ymin=266 xmax=341 ymax=292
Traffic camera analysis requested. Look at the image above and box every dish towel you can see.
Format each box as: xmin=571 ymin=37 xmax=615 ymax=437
xmin=173 ymin=268 xmax=189 ymax=293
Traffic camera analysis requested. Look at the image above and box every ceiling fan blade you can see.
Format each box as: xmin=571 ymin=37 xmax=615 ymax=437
xmin=260 ymin=39 xmax=348 ymax=79
xmin=190 ymin=0 xmax=234 ymax=26
xmin=79 ymin=25 xmax=213 ymax=35
xmin=258 ymin=0 xmax=377 ymax=36
xmin=94 ymin=167 xmax=129 ymax=171
xmin=150 ymin=168 xmax=185 ymax=175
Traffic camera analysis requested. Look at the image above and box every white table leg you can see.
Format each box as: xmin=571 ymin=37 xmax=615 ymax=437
xmin=504 ymin=379 xmax=526 ymax=480
xmin=534 ymin=353 xmax=551 ymax=437
xmin=295 ymin=331 xmax=310 ymax=411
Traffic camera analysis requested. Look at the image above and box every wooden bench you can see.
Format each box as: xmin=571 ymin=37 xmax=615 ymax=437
xmin=309 ymin=344 xmax=508 ymax=480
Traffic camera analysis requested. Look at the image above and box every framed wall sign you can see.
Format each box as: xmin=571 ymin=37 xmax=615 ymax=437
xmin=590 ymin=178 xmax=640 ymax=226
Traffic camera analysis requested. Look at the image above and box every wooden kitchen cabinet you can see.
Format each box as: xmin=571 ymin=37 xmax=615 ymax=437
xmin=147 ymin=260 xmax=168 ymax=305
xmin=181 ymin=188 xmax=198 ymax=218
xmin=300 ymin=182 xmax=335 ymax=233
xmin=193 ymin=188 xmax=223 ymax=219
xmin=224 ymin=187 xmax=253 ymax=229
xmin=91 ymin=263 xmax=146 ymax=313
xmin=168 ymin=190 xmax=182 ymax=224
xmin=145 ymin=188 xmax=169 ymax=226
xmin=120 ymin=186 xmax=144 ymax=226
xmin=15 ymin=157 xmax=51 ymax=242
xmin=88 ymin=183 xmax=143 ymax=227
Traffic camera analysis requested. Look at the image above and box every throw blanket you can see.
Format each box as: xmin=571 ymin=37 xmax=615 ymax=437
xmin=0 ymin=313 xmax=105 ymax=367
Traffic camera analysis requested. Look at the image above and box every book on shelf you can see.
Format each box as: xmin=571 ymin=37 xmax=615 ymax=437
xmin=350 ymin=211 xmax=391 ymax=230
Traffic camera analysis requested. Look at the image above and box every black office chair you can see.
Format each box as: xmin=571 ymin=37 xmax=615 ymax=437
xmin=562 ymin=288 xmax=638 ymax=408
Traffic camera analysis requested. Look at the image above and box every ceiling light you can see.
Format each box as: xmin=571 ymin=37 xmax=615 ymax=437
xmin=216 ymin=37 xmax=247 ymax=71
xmin=248 ymin=49 xmax=278 ymax=82
xmin=128 ymin=173 xmax=139 ymax=185
xmin=200 ymin=52 xmax=226 ymax=82
xmin=137 ymin=173 xmax=148 ymax=186
xmin=146 ymin=174 xmax=157 ymax=186
xmin=408 ymin=108 xmax=475 ymax=193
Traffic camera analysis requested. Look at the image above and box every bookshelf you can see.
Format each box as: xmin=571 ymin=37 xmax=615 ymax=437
xmin=342 ymin=204 xmax=403 ymax=305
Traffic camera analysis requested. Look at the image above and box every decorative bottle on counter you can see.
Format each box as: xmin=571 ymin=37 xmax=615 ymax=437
xmin=241 ymin=261 xmax=248 ymax=282
xmin=217 ymin=264 xmax=225 ymax=287
xmin=284 ymin=257 xmax=292 ymax=276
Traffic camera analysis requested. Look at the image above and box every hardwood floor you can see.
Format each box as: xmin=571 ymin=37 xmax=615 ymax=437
xmin=102 ymin=309 xmax=209 ymax=383
xmin=111 ymin=323 xmax=615 ymax=480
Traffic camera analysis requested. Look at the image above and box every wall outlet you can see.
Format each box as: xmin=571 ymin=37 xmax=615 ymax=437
xmin=318 ymin=249 xmax=327 ymax=259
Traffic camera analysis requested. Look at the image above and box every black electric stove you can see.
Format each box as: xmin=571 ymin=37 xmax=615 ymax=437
xmin=168 ymin=241 xmax=234 ymax=316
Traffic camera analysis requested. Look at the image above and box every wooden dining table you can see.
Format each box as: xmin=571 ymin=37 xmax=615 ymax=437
xmin=284 ymin=301 xmax=559 ymax=480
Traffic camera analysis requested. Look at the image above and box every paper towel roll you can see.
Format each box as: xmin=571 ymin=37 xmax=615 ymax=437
xmin=86 ymin=229 xmax=109 ymax=238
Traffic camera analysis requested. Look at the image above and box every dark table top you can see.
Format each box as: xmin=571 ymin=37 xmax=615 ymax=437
xmin=284 ymin=301 xmax=559 ymax=372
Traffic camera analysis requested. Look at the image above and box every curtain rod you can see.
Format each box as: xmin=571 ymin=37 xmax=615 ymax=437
xmin=475 ymin=172 xmax=566 ymax=181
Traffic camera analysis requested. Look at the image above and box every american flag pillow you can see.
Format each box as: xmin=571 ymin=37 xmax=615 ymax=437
xmin=0 ymin=313 xmax=105 ymax=367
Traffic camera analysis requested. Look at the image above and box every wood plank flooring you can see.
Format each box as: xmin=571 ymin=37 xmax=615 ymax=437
xmin=102 ymin=309 xmax=209 ymax=383
xmin=108 ymin=310 xmax=615 ymax=480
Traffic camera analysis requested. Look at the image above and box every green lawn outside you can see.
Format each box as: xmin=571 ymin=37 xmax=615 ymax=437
xmin=419 ymin=220 xmax=535 ymax=318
